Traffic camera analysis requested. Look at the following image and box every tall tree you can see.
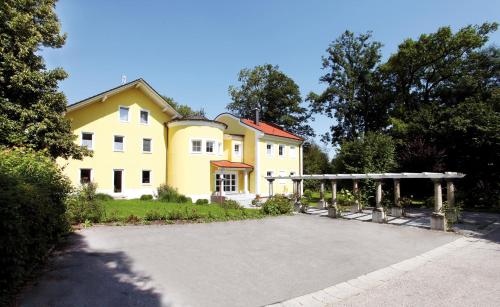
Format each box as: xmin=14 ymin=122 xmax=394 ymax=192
xmin=161 ymin=96 xmax=205 ymax=118
xmin=0 ymin=0 xmax=87 ymax=159
xmin=308 ymin=31 xmax=387 ymax=146
xmin=227 ymin=64 xmax=314 ymax=138
xmin=302 ymin=142 xmax=331 ymax=190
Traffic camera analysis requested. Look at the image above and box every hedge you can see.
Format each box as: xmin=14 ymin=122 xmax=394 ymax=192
xmin=0 ymin=148 xmax=71 ymax=304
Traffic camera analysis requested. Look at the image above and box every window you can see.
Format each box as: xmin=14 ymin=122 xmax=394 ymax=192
xmin=234 ymin=143 xmax=241 ymax=156
xmin=279 ymin=170 xmax=286 ymax=184
xmin=140 ymin=110 xmax=149 ymax=124
xmin=290 ymin=146 xmax=296 ymax=158
xmin=119 ymin=106 xmax=129 ymax=122
xmin=191 ymin=140 xmax=202 ymax=153
xmin=142 ymin=170 xmax=151 ymax=184
xmin=114 ymin=135 xmax=124 ymax=151
xmin=218 ymin=142 xmax=222 ymax=155
xmin=80 ymin=169 xmax=91 ymax=184
xmin=142 ymin=138 xmax=152 ymax=153
xmin=206 ymin=140 xmax=215 ymax=153
xmin=215 ymin=173 xmax=237 ymax=192
xmin=266 ymin=143 xmax=273 ymax=156
xmin=81 ymin=132 xmax=93 ymax=150
xmin=290 ymin=171 xmax=296 ymax=176
xmin=266 ymin=171 xmax=274 ymax=177
xmin=278 ymin=145 xmax=285 ymax=157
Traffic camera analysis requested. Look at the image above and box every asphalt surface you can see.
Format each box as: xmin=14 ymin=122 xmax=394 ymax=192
xmin=20 ymin=215 xmax=457 ymax=307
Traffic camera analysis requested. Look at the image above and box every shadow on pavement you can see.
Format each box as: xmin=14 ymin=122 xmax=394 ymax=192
xmin=20 ymin=232 xmax=163 ymax=307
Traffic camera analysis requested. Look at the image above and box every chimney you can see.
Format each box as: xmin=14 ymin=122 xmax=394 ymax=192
xmin=255 ymin=107 xmax=260 ymax=125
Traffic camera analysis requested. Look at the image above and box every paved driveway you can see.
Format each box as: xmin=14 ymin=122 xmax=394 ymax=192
xmin=21 ymin=215 xmax=457 ymax=307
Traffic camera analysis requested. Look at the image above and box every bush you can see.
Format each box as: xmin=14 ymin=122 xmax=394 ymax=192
xmin=303 ymin=189 xmax=313 ymax=201
xmin=157 ymin=184 xmax=189 ymax=203
xmin=0 ymin=148 xmax=72 ymax=304
xmin=95 ymin=193 xmax=113 ymax=201
xmin=65 ymin=182 xmax=105 ymax=224
xmin=140 ymin=194 xmax=153 ymax=201
xmin=262 ymin=195 xmax=293 ymax=215
xmin=195 ymin=199 xmax=209 ymax=205
xmin=145 ymin=210 xmax=164 ymax=221
xmin=219 ymin=199 xmax=242 ymax=210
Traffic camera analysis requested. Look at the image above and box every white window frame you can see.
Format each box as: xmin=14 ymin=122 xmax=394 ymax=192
xmin=289 ymin=146 xmax=296 ymax=158
xmin=266 ymin=143 xmax=274 ymax=156
xmin=205 ymin=140 xmax=215 ymax=154
xmin=118 ymin=106 xmax=130 ymax=122
xmin=278 ymin=144 xmax=285 ymax=157
xmin=190 ymin=139 xmax=203 ymax=154
xmin=266 ymin=170 xmax=274 ymax=177
xmin=142 ymin=138 xmax=152 ymax=153
xmin=139 ymin=109 xmax=150 ymax=125
xmin=233 ymin=143 xmax=241 ymax=157
xmin=215 ymin=171 xmax=238 ymax=193
xmin=279 ymin=170 xmax=286 ymax=184
xmin=81 ymin=132 xmax=94 ymax=150
xmin=79 ymin=168 xmax=92 ymax=184
xmin=141 ymin=169 xmax=152 ymax=185
xmin=113 ymin=135 xmax=125 ymax=152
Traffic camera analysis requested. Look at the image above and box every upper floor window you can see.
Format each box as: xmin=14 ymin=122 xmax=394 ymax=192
xmin=81 ymin=132 xmax=93 ymax=150
xmin=289 ymin=146 xmax=296 ymax=158
xmin=206 ymin=140 xmax=215 ymax=153
xmin=278 ymin=145 xmax=285 ymax=157
xmin=80 ymin=168 xmax=92 ymax=184
xmin=142 ymin=138 xmax=152 ymax=153
xmin=266 ymin=143 xmax=273 ymax=156
xmin=234 ymin=143 xmax=241 ymax=156
xmin=191 ymin=140 xmax=202 ymax=153
xmin=119 ymin=106 xmax=129 ymax=122
xmin=114 ymin=135 xmax=124 ymax=152
xmin=218 ymin=142 xmax=223 ymax=155
xmin=140 ymin=110 xmax=149 ymax=124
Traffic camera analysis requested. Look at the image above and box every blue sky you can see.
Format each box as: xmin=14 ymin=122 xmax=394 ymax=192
xmin=42 ymin=0 xmax=499 ymax=155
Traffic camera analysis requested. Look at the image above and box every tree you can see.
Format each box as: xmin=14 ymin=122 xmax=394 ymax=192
xmin=308 ymin=31 xmax=388 ymax=146
xmin=227 ymin=64 xmax=314 ymax=138
xmin=161 ymin=96 xmax=205 ymax=118
xmin=0 ymin=0 xmax=88 ymax=159
xmin=302 ymin=142 xmax=331 ymax=190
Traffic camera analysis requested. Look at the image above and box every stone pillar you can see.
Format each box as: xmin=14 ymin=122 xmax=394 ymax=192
xmin=351 ymin=180 xmax=361 ymax=213
xmin=292 ymin=179 xmax=301 ymax=212
xmin=328 ymin=180 xmax=339 ymax=218
xmin=243 ymin=170 xmax=249 ymax=194
xmin=372 ymin=180 xmax=386 ymax=223
xmin=219 ymin=172 xmax=224 ymax=204
xmin=391 ymin=179 xmax=403 ymax=217
xmin=317 ymin=181 xmax=326 ymax=209
xmin=431 ymin=180 xmax=446 ymax=231
xmin=446 ymin=180 xmax=457 ymax=223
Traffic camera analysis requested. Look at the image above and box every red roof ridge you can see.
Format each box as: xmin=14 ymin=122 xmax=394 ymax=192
xmin=240 ymin=118 xmax=303 ymax=141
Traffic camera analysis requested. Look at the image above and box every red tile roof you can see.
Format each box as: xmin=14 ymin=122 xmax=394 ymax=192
xmin=211 ymin=160 xmax=253 ymax=169
xmin=241 ymin=119 xmax=303 ymax=141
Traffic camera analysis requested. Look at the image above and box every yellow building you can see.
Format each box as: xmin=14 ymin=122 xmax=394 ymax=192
xmin=59 ymin=79 xmax=303 ymax=205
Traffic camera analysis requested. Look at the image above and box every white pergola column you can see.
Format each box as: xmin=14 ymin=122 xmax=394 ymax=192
xmin=317 ymin=181 xmax=326 ymax=209
xmin=372 ymin=180 xmax=386 ymax=223
xmin=391 ymin=179 xmax=403 ymax=217
xmin=351 ymin=180 xmax=360 ymax=213
xmin=243 ymin=170 xmax=249 ymax=194
xmin=446 ymin=180 xmax=458 ymax=223
xmin=268 ymin=179 xmax=274 ymax=197
xmin=431 ymin=179 xmax=446 ymax=231
xmin=328 ymin=180 xmax=339 ymax=218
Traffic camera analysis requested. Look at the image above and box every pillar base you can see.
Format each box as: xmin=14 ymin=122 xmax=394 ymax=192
xmin=372 ymin=208 xmax=387 ymax=223
xmin=328 ymin=206 xmax=339 ymax=218
xmin=317 ymin=200 xmax=326 ymax=209
xmin=293 ymin=201 xmax=301 ymax=212
xmin=350 ymin=203 xmax=361 ymax=213
xmin=390 ymin=207 xmax=403 ymax=218
xmin=430 ymin=213 xmax=447 ymax=231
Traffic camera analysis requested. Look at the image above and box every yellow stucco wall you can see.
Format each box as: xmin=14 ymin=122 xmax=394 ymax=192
xmin=57 ymin=88 xmax=172 ymax=197
xmin=167 ymin=122 xmax=225 ymax=199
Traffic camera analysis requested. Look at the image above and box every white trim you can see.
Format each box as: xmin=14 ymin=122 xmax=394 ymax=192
xmin=289 ymin=145 xmax=297 ymax=158
xmin=266 ymin=142 xmax=274 ymax=156
xmin=278 ymin=144 xmax=285 ymax=158
xmin=233 ymin=141 xmax=242 ymax=157
xmin=214 ymin=113 xmax=264 ymax=136
xmin=215 ymin=170 xmax=238 ymax=194
xmin=79 ymin=168 xmax=93 ymax=184
xmin=80 ymin=131 xmax=94 ymax=150
xmin=118 ymin=105 xmax=130 ymax=123
xmin=190 ymin=138 xmax=203 ymax=154
xmin=113 ymin=135 xmax=125 ymax=152
xmin=112 ymin=169 xmax=124 ymax=193
xmin=141 ymin=169 xmax=152 ymax=186
xmin=279 ymin=170 xmax=286 ymax=184
xmin=260 ymin=134 xmax=302 ymax=144
xmin=142 ymin=137 xmax=152 ymax=153
xmin=255 ymin=134 xmax=260 ymax=194
xmin=167 ymin=120 xmax=226 ymax=130
xmin=139 ymin=108 xmax=150 ymax=125
xmin=205 ymin=140 xmax=216 ymax=155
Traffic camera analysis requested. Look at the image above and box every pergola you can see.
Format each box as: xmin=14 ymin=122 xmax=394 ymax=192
xmin=265 ymin=172 xmax=465 ymax=231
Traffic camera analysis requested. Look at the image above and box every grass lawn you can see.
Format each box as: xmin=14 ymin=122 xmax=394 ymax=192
xmin=101 ymin=199 xmax=264 ymax=223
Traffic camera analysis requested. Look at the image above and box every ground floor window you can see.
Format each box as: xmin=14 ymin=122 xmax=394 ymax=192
xmin=215 ymin=173 xmax=237 ymax=192
xmin=80 ymin=169 xmax=92 ymax=184
xmin=142 ymin=170 xmax=151 ymax=184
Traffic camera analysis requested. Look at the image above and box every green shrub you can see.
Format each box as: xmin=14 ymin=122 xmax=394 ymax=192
xmin=0 ymin=148 xmax=71 ymax=304
xmin=195 ymin=198 xmax=209 ymax=205
xmin=337 ymin=189 xmax=355 ymax=206
xmin=219 ymin=199 xmax=242 ymax=210
xmin=140 ymin=194 xmax=153 ymax=201
xmin=65 ymin=182 xmax=105 ymax=224
xmin=183 ymin=196 xmax=193 ymax=203
xmin=145 ymin=210 xmax=164 ymax=221
xmin=303 ymin=189 xmax=313 ymax=201
xmin=95 ymin=193 xmax=113 ymax=201
xmin=262 ymin=195 xmax=293 ymax=215
xmin=157 ymin=184 xmax=189 ymax=203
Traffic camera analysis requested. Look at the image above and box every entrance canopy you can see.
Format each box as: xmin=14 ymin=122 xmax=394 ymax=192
xmin=211 ymin=160 xmax=253 ymax=169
